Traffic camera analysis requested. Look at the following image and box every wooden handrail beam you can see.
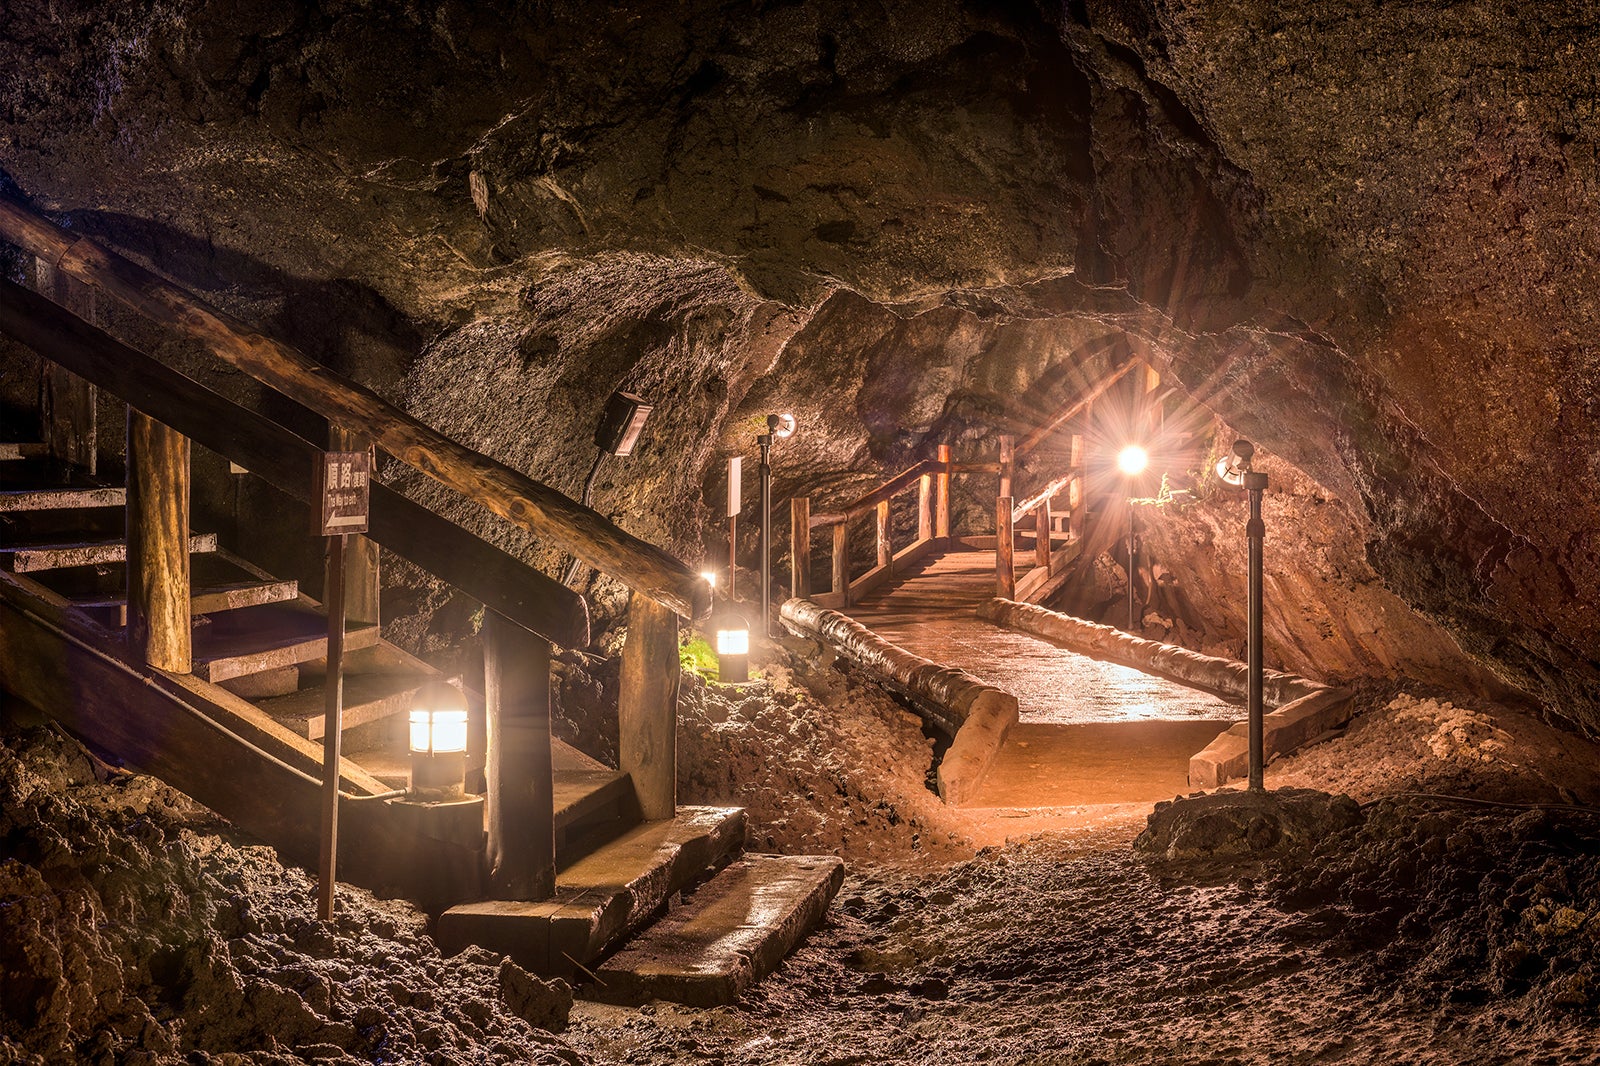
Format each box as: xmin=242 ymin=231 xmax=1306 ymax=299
xmin=0 ymin=197 xmax=706 ymax=620
xmin=808 ymin=458 xmax=942 ymax=528
xmin=0 ymin=277 xmax=590 ymax=648
xmin=1012 ymin=472 xmax=1079 ymax=522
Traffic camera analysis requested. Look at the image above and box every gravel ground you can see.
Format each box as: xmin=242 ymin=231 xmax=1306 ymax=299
xmin=8 ymin=654 xmax=1600 ymax=1064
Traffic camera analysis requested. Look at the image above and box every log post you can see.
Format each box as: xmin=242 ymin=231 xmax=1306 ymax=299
xmin=917 ymin=472 xmax=933 ymax=544
xmin=998 ymin=434 xmax=1015 ymax=500
xmin=126 ymin=410 xmax=191 ymax=672
xmin=619 ymin=594 xmax=679 ymax=821
xmin=484 ymin=611 xmax=555 ymax=900
xmin=34 ymin=258 xmax=98 ymax=474
xmin=996 ymin=495 xmax=1015 ymax=600
xmin=1069 ymin=433 xmax=1086 ymax=539
xmin=876 ymin=499 xmax=891 ymax=570
xmin=789 ymin=496 xmax=811 ymax=599
xmin=832 ymin=521 xmax=850 ymax=607
xmin=1035 ymin=500 xmax=1052 ymax=570
xmin=330 ymin=425 xmax=380 ymax=627
xmin=935 ymin=444 xmax=952 ymax=543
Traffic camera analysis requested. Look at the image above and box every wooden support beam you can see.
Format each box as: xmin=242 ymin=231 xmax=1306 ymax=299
xmin=789 ymin=497 xmax=810 ymax=600
xmin=831 ymin=521 xmax=850 ymax=607
xmin=0 ymin=198 xmax=706 ymax=621
xmin=918 ymin=474 xmax=933 ymax=543
xmin=0 ymin=279 xmax=588 ymax=648
xmin=329 ymin=425 xmax=381 ymax=628
xmin=998 ymin=434 xmax=1015 ymax=500
xmin=125 ymin=410 xmax=191 ymax=672
xmin=876 ymin=500 xmax=891 ymax=570
xmin=995 ymin=496 xmax=1015 ymax=600
xmin=485 ymin=612 xmax=556 ymax=901
xmin=1035 ymin=501 xmax=1052 ymax=570
xmin=1069 ymin=433 xmax=1086 ymax=539
xmin=618 ymin=594 xmax=678 ymax=821
xmin=935 ymin=445 xmax=951 ymax=542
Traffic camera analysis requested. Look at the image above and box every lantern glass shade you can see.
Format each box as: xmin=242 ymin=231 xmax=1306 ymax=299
xmin=716 ymin=627 xmax=750 ymax=655
xmin=409 ymin=708 xmax=468 ymax=755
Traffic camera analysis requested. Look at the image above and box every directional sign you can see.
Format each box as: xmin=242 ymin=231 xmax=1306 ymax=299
xmin=315 ymin=450 xmax=370 ymax=536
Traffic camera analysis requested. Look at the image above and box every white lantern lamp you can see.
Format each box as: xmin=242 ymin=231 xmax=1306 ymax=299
xmin=714 ymin=610 xmax=752 ymax=684
xmin=409 ymin=680 xmax=469 ymax=795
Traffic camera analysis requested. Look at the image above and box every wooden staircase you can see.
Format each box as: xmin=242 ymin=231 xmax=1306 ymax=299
xmin=0 ymin=193 xmax=841 ymax=1008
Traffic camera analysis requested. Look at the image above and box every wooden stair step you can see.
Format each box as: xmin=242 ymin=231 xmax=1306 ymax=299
xmin=191 ymin=600 xmax=379 ymax=683
xmin=0 ymin=484 xmax=125 ymax=512
xmin=255 ymin=669 xmax=431 ymax=740
xmin=0 ymin=442 xmax=47 ymax=461
xmin=0 ymin=532 xmax=217 ymax=573
xmin=72 ymin=577 xmax=300 ymax=627
xmin=588 ymin=853 xmax=846 ymax=1007
xmin=437 ymin=805 xmax=747 ymax=976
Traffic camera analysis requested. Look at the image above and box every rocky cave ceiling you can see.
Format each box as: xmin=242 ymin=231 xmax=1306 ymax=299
xmin=1 ymin=1 xmax=1598 ymax=729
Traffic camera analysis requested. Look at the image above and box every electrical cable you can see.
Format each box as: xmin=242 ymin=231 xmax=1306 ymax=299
xmin=8 ymin=597 xmax=409 ymax=803
xmin=1364 ymin=790 xmax=1600 ymax=815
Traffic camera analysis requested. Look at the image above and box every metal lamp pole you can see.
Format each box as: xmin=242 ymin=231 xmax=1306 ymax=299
xmin=1244 ymin=464 xmax=1269 ymax=791
xmin=1127 ymin=504 xmax=1137 ymax=630
xmin=758 ymin=429 xmax=774 ymax=637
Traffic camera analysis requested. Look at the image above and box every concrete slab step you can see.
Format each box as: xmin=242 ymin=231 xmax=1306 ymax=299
xmin=191 ymin=600 xmax=379 ymax=682
xmin=255 ymin=669 xmax=431 ymax=740
xmin=0 ymin=532 xmax=217 ymax=573
xmin=587 ymin=853 xmax=845 ymax=1007
xmin=0 ymin=484 xmax=125 ymax=511
xmin=0 ymin=442 xmax=47 ymax=461
xmin=72 ymin=577 xmax=300 ymax=627
xmin=437 ymin=805 xmax=746 ymax=977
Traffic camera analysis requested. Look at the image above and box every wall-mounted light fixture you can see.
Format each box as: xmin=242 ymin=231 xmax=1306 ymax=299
xmin=758 ymin=413 xmax=797 ymax=636
xmin=1216 ymin=438 xmax=1270 ymax=792
xmin=563 ymin=390 xmax=655 ymax=586
xmin=409 ymin=680 xmax=469 ymax=796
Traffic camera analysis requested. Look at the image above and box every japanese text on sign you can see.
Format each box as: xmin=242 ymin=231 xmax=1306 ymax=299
xmin=317 ymin=450 xmax=370 ymax=536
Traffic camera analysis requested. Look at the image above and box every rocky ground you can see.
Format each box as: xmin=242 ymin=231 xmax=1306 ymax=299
xmin=7 ymin=651 xmax=1600 ymax=1064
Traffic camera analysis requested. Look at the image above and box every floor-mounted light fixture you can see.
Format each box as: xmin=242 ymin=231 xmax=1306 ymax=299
xmin=563 ymin=390 xmax=654 ymax=586
xmin=758 ymin=413 xmax=796 ymax=636
xmin=1117 ymin=444 xmax=1149 ymax=631
xmin=1216 ymin=438 xmax=1269 ymax=792
xmin=714 ymin=610 xmax=752 ymax=684
xmin=409 ymin=679 xmax=469 ymax=796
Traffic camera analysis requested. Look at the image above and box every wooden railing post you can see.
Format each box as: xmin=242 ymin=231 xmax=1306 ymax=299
xmin=935 ymin=444 xmax=952 ymax=543
xmin=619 ymin=594 xmax=679 ymax=821
xmin=918 ymin=472 xmax=933 ymax=544
xmin=998 ymin=434 xmax=1015 ymax=500
xmin=126 ymin=410 xmax=191 ymax=672
xmin=1069 ymin=433 xmax=1086 ymax=540
xmin=832 ymin=522 xmax=850 ymax=607
xmin=1035 ymin=500 xmax=1052 ymax=570
xmin=996 ymin=495 xmax=1015 ymax=600
xmin=876 ymin=499 xmax=891 ymax=571
xmin=790 ymin=496 xmax=811 ymax=599
xmin=484 ymin=611 xmax=555 ymax=900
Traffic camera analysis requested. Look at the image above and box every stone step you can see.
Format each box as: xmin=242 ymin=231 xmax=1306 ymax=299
xmin=0 ymin=484 xmax=125 ymax=512
xmin=191 ymin=600 xmax=380 ymax=683
xmin=437 ymin=805 xmax=747 ymax=977
xmin=255 ymin=667 xmax=432 ymax=740
xmin=71 ymin=577 xmax=300 ymax=627
xmin=587 ymin=853 xmax=845 ymax=1007
xmin=0 ymin=532 xmax=217 ymax=573
xmin=0 ymin=442 xmax=47 ymax=462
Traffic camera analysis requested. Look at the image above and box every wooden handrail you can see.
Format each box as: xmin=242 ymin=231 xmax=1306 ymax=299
xmin=1012 ymin=472 xmax=1078 ymax=523
xmin=808 ymin=457 xmax=943 ymax=528
xmin=0 ymin=197 xmax=707 ymax=620
xmin=1016 ymin=359 xmax=1137 ymax=457
xmin=0 ymin=276 xmax=590 ymax=648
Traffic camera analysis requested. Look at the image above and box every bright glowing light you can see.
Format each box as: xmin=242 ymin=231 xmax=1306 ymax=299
xmin=1117 ymin=445 xmax=1149 ymax=476
xmin=701 ymin=570 xmax=717 ymax=590
xmin=409 ymin=709 xmax=469 ymax=754
xmin=769 ymin=412 xmax=797 ymax=439
xmin=716 ymin=627 xmax=750 ymax=655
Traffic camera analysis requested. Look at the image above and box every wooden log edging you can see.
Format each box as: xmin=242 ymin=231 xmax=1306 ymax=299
xmin=779 ymin=598 xmax=1017 ymax=806
xmin=975 ymin=598 xmax=1355 ymax=790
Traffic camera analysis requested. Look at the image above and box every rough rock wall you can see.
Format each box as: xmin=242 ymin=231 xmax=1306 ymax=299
xmin=2 ymin=1 xmax=1597 ymax=724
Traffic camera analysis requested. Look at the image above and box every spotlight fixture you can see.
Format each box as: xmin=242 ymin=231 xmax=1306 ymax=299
xmin=767 ymin=412 xmax=797 ymax=439
xmin=1214 ymin=439 xmax=1261 ymax=487
xmin=563 ymin=390 xmax=655 ymax=586
xmin=409 ymin=680 xmax=469 ymax=796
xmin=1117 ymin=444 xmax=1150 ymax=476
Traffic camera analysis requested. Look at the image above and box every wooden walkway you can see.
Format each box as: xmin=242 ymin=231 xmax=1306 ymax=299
xmin=842 ymin=550 xmax=1238 ymax=808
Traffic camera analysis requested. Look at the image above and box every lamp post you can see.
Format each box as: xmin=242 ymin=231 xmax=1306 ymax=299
xmin=757 ymin=413 xmax=796 ymax=637
xmin=1216 ymin=439 xmax=1269 ymax=792
xmin=1117 ymin=444 xmax=1149 ymax=631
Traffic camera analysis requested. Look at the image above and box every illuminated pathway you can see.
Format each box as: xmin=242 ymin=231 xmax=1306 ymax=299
xmin=844 ymin=550 xmax=1239 ymax=806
